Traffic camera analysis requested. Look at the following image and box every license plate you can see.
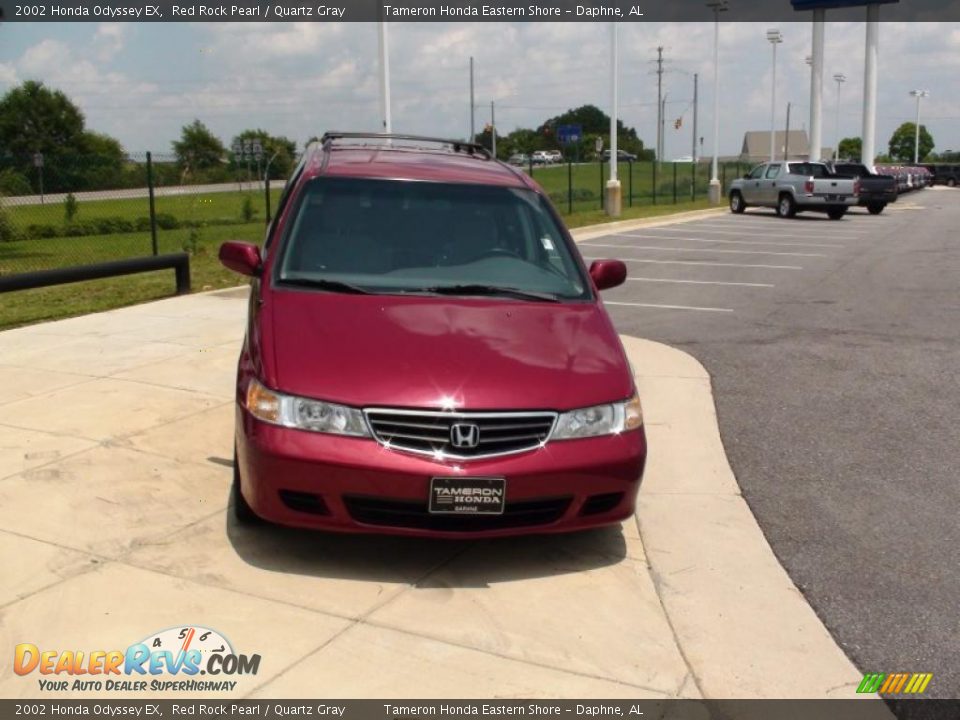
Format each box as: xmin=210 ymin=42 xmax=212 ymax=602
xmin=826 ymin=194 xmax=838 ymax=201
xmin=429 ymin=477 xmax=506 ymax=515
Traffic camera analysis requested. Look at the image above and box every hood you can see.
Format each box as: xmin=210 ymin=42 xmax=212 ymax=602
xmin=263 ymin=290 xmax=632 ymax=411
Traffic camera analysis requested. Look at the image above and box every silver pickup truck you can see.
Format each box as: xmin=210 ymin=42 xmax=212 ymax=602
xmin=729 ymin=161 xmax=859 ymax=220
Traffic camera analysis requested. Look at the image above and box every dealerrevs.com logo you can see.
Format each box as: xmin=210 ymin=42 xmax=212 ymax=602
xmin=14 ymin=626 xmax=261 ymax=693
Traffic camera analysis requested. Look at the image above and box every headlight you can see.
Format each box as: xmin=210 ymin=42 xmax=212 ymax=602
xmin=244 ymin=379 xmax=370 ymax=437
xmin=553 ymin=391 xmax=643 ymax=440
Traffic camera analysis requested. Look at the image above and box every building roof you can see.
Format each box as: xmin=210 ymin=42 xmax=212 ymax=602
xmin=741 ymin=130 xmax=811 ymax=160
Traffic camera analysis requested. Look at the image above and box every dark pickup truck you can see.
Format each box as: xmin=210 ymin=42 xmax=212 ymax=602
xmin=827 ymin=162 xmax=898 ymax=215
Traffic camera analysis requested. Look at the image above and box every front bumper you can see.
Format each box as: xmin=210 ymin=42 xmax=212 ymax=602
xmin=235 ymin=407 xmax=647 ymax=538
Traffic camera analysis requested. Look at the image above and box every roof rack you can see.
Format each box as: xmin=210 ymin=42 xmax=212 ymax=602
xmin=320 ymin=132 xmax=493 ymax=160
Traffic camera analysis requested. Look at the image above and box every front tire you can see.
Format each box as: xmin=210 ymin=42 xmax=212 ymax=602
xmin=947 ymin=178 xmax=957 ymax=188
xmin=867 ymin=202 xmax=886 ymax=215
xmin=729 ymin=191 xmax=746 ymax=214
xmin=827 ymin=206 xmax=847 ymax=220
xmin=232 ymin=449 xmax=262 ymax=525
xmin=776 ymin=194 xmax=797 ymax=218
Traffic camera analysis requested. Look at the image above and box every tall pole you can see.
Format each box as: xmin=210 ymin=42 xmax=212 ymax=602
xmin=909 ymin=90 xmax=928 ymax=164
xmin=692 ymin=73 xmax=699 ymax=163
xmin=707 ymin=1 xmax=727 ymax=205
xmin=862 ymin=6 xmax=880 ymax=168
xmin=767 ymin=29 xmax=783 ymax=163
xmin=491 ymin=101 xmax=497 ymax=158
xmin=833 ymin=73 xmax=846 ymax=160
xmin=661 ymin=94 xmax=668 ymax=162
xmin=606 ymin=22 xmax=622 ymax=217
xmin=377 ymin=21 xmax=392 ymax=133
xmin=809 ymin=11 xmax=825 ymax=161
xmin=784 ymin=103 xmax=791 ymax=160
xmin=469 ymin=56 xmax=475 ymax=142
xmin=656 ymin=46 xmax=664 ymax=163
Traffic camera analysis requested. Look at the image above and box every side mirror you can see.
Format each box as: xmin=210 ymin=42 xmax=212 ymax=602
xmin=589 ymin=259 xmax=627 ymax=291
xmin=219 ymin=241 xmax=262 ymax=277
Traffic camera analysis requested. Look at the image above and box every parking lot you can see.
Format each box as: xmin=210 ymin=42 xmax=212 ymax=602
xmin=0 ymin=187 xmax=955 ymax=701
xmin=582 ymin=186 xmax=960 ymax=698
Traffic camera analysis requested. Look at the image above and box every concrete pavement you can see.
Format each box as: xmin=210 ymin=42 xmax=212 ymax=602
xmin=0 ymin=285 xmax=867 ymax=700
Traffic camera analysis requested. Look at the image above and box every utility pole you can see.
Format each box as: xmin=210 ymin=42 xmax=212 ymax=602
xmin=910 ymin=90 xmax=929 ymax=163
xmin=692 ymin=73 xmax=699 ymax=162
xmin=706 ymin=0 xmax=727 ymax=205
xmin=767 ymin=28 xmax=783 ymax=163
xmin=469 ymin=56 xmax=475 ymax=142
xmin=862 ymin=7 xmax=880 ymax=167
xmin=655 ymin=46 xmax=664 ymax=163
xmin=833 ymin=73 xmax=846 ymax=160
xmin=490 ymin=101 xmax=496 ymax=157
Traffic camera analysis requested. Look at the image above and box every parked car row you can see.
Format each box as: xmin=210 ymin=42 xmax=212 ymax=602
xmin=874 ymin=164 xmax=934 ymax=193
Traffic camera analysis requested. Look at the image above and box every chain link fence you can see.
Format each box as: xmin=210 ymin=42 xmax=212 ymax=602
xmin=523 ymin=159 xmax=748 ymax=214
xmin=0 ymin=151 xmax=279 ymax=278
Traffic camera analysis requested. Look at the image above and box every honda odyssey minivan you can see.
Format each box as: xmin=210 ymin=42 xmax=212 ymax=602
xmin=219 ymin=132 xmax=646 ymax=537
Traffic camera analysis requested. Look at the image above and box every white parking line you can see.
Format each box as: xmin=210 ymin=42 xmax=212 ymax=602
xmin=621 ymin=227 xmax=846 ymax=247
xmin=585 ymin=242 xmax=824 ymax=258
xmin=627 ymin=277 xmax=775 ymax=288
xmin=582 ymin=256 xmax=803 ymax=270
xmin=695 ymin=220 xmax=863 ymax=237
xmin=603 ymin=301 xmax=734 ymax=313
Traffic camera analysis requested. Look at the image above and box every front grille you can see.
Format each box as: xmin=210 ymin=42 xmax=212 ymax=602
xmin=344 ymin=495 xmax=571 ymax=531
xmin=364 ymin=409 xmax=557 ymax=460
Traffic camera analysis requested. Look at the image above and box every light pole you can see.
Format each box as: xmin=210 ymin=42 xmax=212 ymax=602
xmin=833 ymin=73 xmax=846 ymax=159
xmin=909 ymin=90 xmax=929 ymax=163
xmin=377 ymin=21 xmax=392 ymax=133
xmin=706 ymin=0 xmax=728 ymax=204
xmin=606 ymin=21 xmax=622 ymax=217
xmin=767 ymin=28 xmax=783 ymax=163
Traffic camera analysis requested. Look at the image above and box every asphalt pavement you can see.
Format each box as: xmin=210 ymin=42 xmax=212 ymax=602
xmin=588 ymin=189 xmax=960 ymax=699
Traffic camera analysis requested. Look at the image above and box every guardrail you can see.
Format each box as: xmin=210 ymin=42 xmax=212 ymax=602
xmin=0 ymin=253 xmax=191 ymax=295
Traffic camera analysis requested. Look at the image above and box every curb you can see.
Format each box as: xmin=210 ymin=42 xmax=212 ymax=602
xmin=570 ymin=206 xmax=728 ymax=243
xmin=620 ymin=335 xmax=876 ymax=700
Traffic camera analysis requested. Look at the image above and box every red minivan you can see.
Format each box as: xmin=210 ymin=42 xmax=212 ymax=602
xmin=219 ymin=133 xmax=646 ymax=537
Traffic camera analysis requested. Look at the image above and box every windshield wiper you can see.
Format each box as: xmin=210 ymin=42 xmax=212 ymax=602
xmin=419 ymin=284 xmax=561 ymax=303
xmin=280 ymin=277 xmax=372 ymax=294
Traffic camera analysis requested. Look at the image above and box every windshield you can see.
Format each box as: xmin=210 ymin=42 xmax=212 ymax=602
xmin=277 ymin=177 xmax=590 ymax=301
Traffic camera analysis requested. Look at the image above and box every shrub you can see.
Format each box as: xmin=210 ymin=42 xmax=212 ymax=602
xmin=155 ymin=213 xmax=179 ymax=230
xmin=135 ymin=217 xmax=152 ymax=231
xmin=240 ymin=195 xmax=258 ymax=223
xmin=0 ymin=203 xmax=22 ymax=242
xmin=182 ymin=227 xmax=201 ymax=255
xmin=25 ymin=224 xmax=59 ymax=239
xmin=64 ymin=193 xmax=78 ymax=223
xmin=0 ymin=169 xmax=32 ymax=196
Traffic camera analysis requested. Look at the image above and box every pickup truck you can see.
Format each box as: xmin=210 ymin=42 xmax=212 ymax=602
xmin=827 ymin=162 xmax=897 ymax=214
xmin=729 ymin=161 xmax=859 ymax=220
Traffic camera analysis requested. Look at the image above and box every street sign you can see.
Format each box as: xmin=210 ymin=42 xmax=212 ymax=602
xmin=595 ymin=137 xmax=604 ymax=153
xmin=557 ymin=124 xmax=583 ymax=145
xmin=33 ymin=152 xmax=44 ymax=168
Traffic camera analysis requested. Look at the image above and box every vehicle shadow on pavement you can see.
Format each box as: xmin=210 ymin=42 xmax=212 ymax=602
xmin=224 ymin=512 xmax=628 ymax=588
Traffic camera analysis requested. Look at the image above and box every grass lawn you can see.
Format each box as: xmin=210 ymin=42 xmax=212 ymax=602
xmin=0 ymin=170 xmax=734 ymax=330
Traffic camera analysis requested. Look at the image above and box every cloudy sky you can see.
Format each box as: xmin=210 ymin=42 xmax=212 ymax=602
xmin=1 ymin=20 xmax=958 ymax=159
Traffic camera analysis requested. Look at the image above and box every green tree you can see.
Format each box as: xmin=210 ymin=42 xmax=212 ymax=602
xmin=838 ymin=137 xmax=862 ymax=161
xmin=888 ymin=122 xmax=934 ymax=162
xmin=173 ymin=120 xmax=225 ymax=173
xmin=0 ymin=81 xmax=86 ymax=192
xmin=230 ymin=129 xmax=298 ymax=179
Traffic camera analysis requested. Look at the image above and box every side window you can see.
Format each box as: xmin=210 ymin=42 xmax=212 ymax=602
xmin=765 ymin=164 xmax=782 ymax=179
xmin=265 ymin=157 xmax=306 ymax=248
xmin=748 ymin=165 xmax=765 ymax=179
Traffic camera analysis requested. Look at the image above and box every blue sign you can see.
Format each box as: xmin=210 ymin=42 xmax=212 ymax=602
xmin=557 ymin=124 xmax=583 ymax=145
